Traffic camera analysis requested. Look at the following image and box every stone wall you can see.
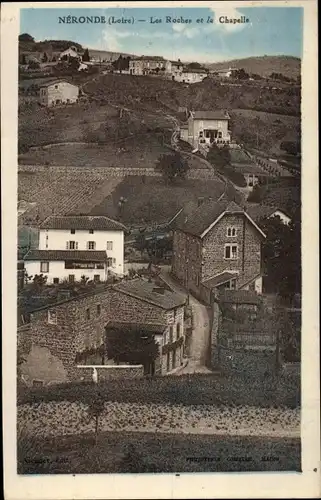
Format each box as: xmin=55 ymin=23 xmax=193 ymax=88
xmin=76 ymin=365 xmax=144 ymax=382
xmin=171 ymin=230 xmax=202 ymax=296
xmin=217 ymin=344 xmax=276 ymax=377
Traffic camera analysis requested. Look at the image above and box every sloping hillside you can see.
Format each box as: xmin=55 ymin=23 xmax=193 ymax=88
xmin=208 ymin=56 xmax=301 ymax=79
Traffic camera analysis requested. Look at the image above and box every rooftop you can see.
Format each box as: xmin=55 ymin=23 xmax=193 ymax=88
xmin=246 ymin=204 xmax=290 ymax=222
xmin=183 ymin=67 xmax=208 ymax=74
xmin=190 ymin=110 xmax=230 ymax=120
xmin=113 ymin=278 xmax=186 ymax=310
xmin=40 ymin=79 xmax=78 ymax=88
xmin=202 ymin=271 xmax=236 ymax=290
xmin=177 ymin=199 xmax=266 ymax=239
xmin=24 ymin=250 xmax=108 ymax=262
xmin=40 ymin=215 xmax=127 ymax=231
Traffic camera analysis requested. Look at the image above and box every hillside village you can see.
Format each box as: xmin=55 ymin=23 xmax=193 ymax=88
xmin=17 ymin=34 xmax=301 ymax=474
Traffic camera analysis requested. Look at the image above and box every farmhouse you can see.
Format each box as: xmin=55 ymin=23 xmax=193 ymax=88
xmin=173 ymin=67 xmax=208 ymax=84
xmin=171 ymin=200 xmax=266 ymax=302
xmin=183 ymin=110 xmax=231 ymax=149
xmin=17 ymin=276 xmax=186 ymax=385
xmin=23 ymin=215 xmax=127 ymax=283
xmin=39 ymin=79 xmax=79 ymax=106
xmin=129 ymin=55 xmax=166 ymax=75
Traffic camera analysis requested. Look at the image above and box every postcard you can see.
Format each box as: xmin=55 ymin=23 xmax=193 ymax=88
xmin=1 ymin=1 xmax=319 ymax=499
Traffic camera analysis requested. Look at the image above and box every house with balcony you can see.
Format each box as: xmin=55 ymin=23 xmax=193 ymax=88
xmin=171 ymin=200 xmax=266 ymax=303
xmin=23 ymin=215 xmax=127 ymax=284
xmin=182 ymin=110 xmax=231 ymax=150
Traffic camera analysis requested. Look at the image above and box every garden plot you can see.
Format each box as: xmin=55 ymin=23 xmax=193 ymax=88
xmin=18 ymin=401 xmax=300 ymax=439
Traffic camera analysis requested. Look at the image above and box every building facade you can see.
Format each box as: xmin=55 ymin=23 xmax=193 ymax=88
xmin=129 ymin=56 xmax=167 ymax=75
xmin=17 ymin=277 xmax=186 ymax=385
xmin=39 ymin=80 xmax=79 ymax=106
xmin=186 ymin=110 xmax=231 ymax=149
xmin=173 ymin=68 xmax=208 ymax=84
xmin=171 ymin=200 xmax=266 ymax=301
xmin=24 ymin=215 xmax=127 ymax=283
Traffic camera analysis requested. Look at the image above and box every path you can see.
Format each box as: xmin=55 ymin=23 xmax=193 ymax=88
xmin=160 ymin=271 xmax=212 ymax=374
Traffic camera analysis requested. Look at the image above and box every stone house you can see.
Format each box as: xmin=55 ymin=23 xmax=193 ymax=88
xmin=17 ymin=278 xmax=186 ymax=385
xmin=171 ymin=200 xmax=266 ymax=302
xmin=129 ymin=55 xmax=166 ymax=75
xmin=24 ymin=216 xmax=127 ymax=283
xmin=185 ymin=110 xmax=231 ymax=149
xmin=110 ymin=279 xmax=187 ymax=374
xmin=39 ymin=79 xmax=79 ymax=106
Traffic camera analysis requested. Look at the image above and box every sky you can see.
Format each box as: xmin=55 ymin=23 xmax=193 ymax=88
xmin=20 ymin=6 xmax=303 ymax=63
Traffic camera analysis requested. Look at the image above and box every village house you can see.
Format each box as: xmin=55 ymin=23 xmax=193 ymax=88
xmin=110 ymin=279 xmax=187 ymax=374
xmin=246 ymin=204 xmax=292 ymax=225
xmin=17 ymin=277 xmax=186 ymax=385
xmin=39 ymin=79 xmax=79 ymax=106
xmin=172 ymin=67 xmax=208 ymax=84
xmin=165 ymin=59 xmax=184 ymax=76
xmin=23 ymin=215 xmax=127 ymax=283
xmin=171 ymin=200 xmax=266 ymax=303
xmin=129 ymin=55 xmax=167 ymax=75
xmin=183 ymin=110 xmax=231 ymax=150
xmin=209 ymin=67 xmax=234 ymax=79
xmin=59 ymin=46 xmax=81 ymax=61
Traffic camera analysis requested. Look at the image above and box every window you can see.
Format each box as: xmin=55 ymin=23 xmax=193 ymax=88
xmin=227 ymin=227 xmax=237 ymax=237
xmin=32 ymin=380 xmax=44 ymax=388
xmin=86 ymin=308 xmax=90 ymax=320
xmin=97 ymin=304 xmax=101 ymax=316
xmin=106 ymin=241 xmax=113 ymax=251
xmin=40 ymin=262 xmax=49 ymax=273
xmin=196 ymin=273 xmax=200 ymax=287
xmin=107 ymin=258 xmax=113 ymax=267
xmin=66 ymin=241 xmax=78 ymax=250
xmin=69 ymin=274 xmax=75 ymax=283
xmin=230 ymin=279 xmax=236 ymax=290
xmin=55 ymin=85 xmax=58 ymax=89
xmin=218 ymin=131 xmax=223 ymax=138
xmin=48 ymin=309 xmax=57 ymax=325
xmin=89 ymin=229 xmax=94 ymax=234
xmin=87 ymin=241 xmax=96 ymax=250
xmin=53 ymin=278 xmax=59 ymax=284
xmin=169 ymin=326 xmax=173 ymax=343
xmin=176 ymin=323 xmax=180 ymax=339
xmin=70 ymin=229 xmax=75 ymax=234
xmin=94 ymin=274 xmax=100 ymax=283
xmin=167 ymin=352 xmax=170 ymax=371
xmin=224 ymin=244 xmax=238 ymax=260
xmin=199 ymin=131 xmax=203 ymax=138
xmin=112 ymin=258 xmax=116 ymax=267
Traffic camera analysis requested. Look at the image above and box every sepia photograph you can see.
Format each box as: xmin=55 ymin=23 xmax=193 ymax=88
xmin=1 ymin=2 xmax=319 ymax=495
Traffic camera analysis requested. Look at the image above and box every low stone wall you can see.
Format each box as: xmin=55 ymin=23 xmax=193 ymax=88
xmin=76 ymin=365 xmax=144 ymax=382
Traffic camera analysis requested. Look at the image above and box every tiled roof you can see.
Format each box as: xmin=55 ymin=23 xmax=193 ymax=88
xmin=246 ymin=204 xmax=289 ymax=222
xmin=106 ymin=322 xmax=166 ymax=334
xmin=183 ymin=67 xmax=208 ymax=74
xmin=24 ymin=250 xmax=107 ymax=262
xmin=113 ymin=278 xmax=186 ymax=310
xmin=40 ymin=215 xmax=127 ymax=231
xmin=40 ymin=79 xmax=78 ymax=88
xmin=177 ymin=200 xmax=243 ymax=237
xmin=219 ymin=289 xmax=262 ymax=305
xmin=202 ymin=272 xmax=236 ymax=290
xmin=134 ymin=55 xmax=165 ymax=61
xmin=191 ymin=110 xmax=230 ymax=120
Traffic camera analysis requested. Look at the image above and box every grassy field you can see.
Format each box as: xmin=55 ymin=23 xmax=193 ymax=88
xmin=90 ymin=176 xmax=226 ymax=225
xmin=17 ymin=373 xmax=300 ymax=408
xmin=18 ymin=430 xmax=301 ymax=474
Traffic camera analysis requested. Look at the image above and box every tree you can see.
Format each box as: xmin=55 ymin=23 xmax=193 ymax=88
xmin=87 ymin=394 xmax=105 ymax=445
xmin=42 ymin=52 xmax=48 ymax=63
xmin=19 ymin=54 xmax=27 ymax=65
xmin=82 ymin=48 xmax=90 ymax=62
xmin=32 ymin=274 xmax=47 ymax=290
xmin=28 ymin=60 xmax=40 ymax=70
xmin=106 ymin=326 xmax=159 ymax=374
xmin=247 ymin=184 xmax=262 ymax=203
xmin=280 ymin=141 xmax=301 ymax=156
xmin=19 ymin=33 xmax=35 ymax=43
xmin=155 ymin=151 xmax=189 ymax=183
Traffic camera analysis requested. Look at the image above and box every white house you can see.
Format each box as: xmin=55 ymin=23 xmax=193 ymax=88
xmin=24 ymin=216 xmax=127 ymax=284
xmin=184 ymin=110 xmax=231 ymax=149
xmin=39 ymin=80 xmax=79 ymax=107
xmin=59 ymin=47 xmax=81 ymax=61
xmin=173 ymin=67 xmax=208 ymax=84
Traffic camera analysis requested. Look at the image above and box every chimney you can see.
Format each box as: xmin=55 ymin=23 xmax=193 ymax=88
xmin=152 ymin=286 xmax=165 ymax=295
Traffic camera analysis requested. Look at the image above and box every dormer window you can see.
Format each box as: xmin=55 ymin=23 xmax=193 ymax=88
xmin=227 ymin=227 xmax=237 ymax=237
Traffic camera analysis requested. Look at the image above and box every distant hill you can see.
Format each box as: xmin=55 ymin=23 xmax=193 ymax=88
xmin=207 ymin=56 xmax=301 ymax=79
xmin=88 ymin=49 xmax=134 ymax=62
